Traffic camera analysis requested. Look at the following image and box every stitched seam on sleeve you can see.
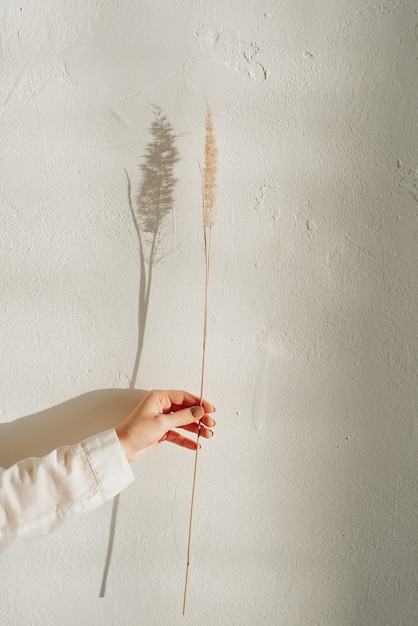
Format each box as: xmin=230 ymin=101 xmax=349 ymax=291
xmin=81 ymin=442 xmax=106 ymax=499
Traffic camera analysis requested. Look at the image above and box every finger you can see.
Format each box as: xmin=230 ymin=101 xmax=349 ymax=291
xmin=181 ymin=423 xmax=214 ymax=438
xmin=165 ymin=430 xmax=200 ymax=450
xmin=158 ymin=390 xmax=216 ymax=414
xmin=180 ymin=413 xmax=216 ymax=430
xmin=164 ymin=405 xmax=205 ymax=428
xmin=199 ymin=415 xmax=216 ymax=428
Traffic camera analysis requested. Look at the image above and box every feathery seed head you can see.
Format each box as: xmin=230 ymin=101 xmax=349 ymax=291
xmin=203 ymin=107 xmax=217 ymax=228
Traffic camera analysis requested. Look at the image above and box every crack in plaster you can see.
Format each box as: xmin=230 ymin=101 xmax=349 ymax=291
xmin=242 ymin=42 xmax=268 ymax=81
xmin=0 ymin=74 xmax=21 ymax=113
xmin=254 ymin=181 xmax=279 ymax=222
xmin=109 ymin=108 xmax=132 ymax=132
xmin=59 ymin=59 xmax=76 ymax=86
xmin=254 ymin=181 xmax=269 ymax=211
xmin=194 ymin=25 xmax=269 ymax=82
xmin=306 ymin=219 xmax=317 ymax=239
xmin=121 ymin=91 xmax=143 ymax=100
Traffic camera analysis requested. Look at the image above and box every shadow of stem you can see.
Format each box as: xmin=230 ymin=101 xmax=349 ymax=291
xmin=100 ymin=106 xmax=180 ymax=598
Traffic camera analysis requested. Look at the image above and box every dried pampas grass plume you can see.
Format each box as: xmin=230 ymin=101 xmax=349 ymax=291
xmin=203 ymin=106 xmax=217 ymax=229
xmin=183 ymin=105 xmax=217 ymax=615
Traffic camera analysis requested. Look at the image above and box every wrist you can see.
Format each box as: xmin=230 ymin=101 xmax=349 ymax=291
xmin=115 ymin=425 xmax=136 ymax=463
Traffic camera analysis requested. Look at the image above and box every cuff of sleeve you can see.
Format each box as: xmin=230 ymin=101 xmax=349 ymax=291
xmin=81 ymin=429 xmax=135 ymax=500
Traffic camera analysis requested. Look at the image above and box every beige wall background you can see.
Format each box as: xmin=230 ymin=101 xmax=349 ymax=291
xmin=1 ymin=1 xmax=417 ymax=624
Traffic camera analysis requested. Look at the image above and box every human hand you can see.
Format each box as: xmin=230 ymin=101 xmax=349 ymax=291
xmin=115 ymin=390 xmax=216 ymax=463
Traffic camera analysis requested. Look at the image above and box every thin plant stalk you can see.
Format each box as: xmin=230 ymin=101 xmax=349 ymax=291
xmin=199 ymin=187 xmax=212 ymax=405
xmin=183 ymin=106 xmax=217 ymax=615
xmin=182 ymin=227 xmax=211 ymax=616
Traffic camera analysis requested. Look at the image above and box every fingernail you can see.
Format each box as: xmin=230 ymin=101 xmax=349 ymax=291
xmin=192 ymin=406 xmax=204 ymax=418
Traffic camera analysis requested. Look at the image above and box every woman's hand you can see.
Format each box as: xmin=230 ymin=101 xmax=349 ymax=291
xmin=115 ymin=390 xmax=216 ymax=463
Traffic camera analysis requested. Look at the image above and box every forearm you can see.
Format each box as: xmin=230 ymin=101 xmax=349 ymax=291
xmin=0 ymin=429 xmax=134 ymax=552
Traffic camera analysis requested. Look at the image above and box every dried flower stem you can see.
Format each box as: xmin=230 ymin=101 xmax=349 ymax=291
xmin=183 ymin=106 xmax=217 ymax=615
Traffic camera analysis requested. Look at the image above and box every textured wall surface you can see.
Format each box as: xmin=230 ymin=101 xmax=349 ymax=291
xmin=1 ymin=1 xmax=417 ymax=624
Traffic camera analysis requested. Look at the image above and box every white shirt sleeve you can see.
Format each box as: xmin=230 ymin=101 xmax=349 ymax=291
xmin=0 ymin=428 xmax=135 ymax=553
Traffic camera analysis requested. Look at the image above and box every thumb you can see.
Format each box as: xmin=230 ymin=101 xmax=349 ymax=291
xmin=169 ymin=405 xmax=204 ymax=428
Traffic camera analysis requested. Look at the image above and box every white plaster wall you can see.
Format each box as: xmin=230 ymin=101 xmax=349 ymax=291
xmin=1 ymin=1 xmax=417 ymax=624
